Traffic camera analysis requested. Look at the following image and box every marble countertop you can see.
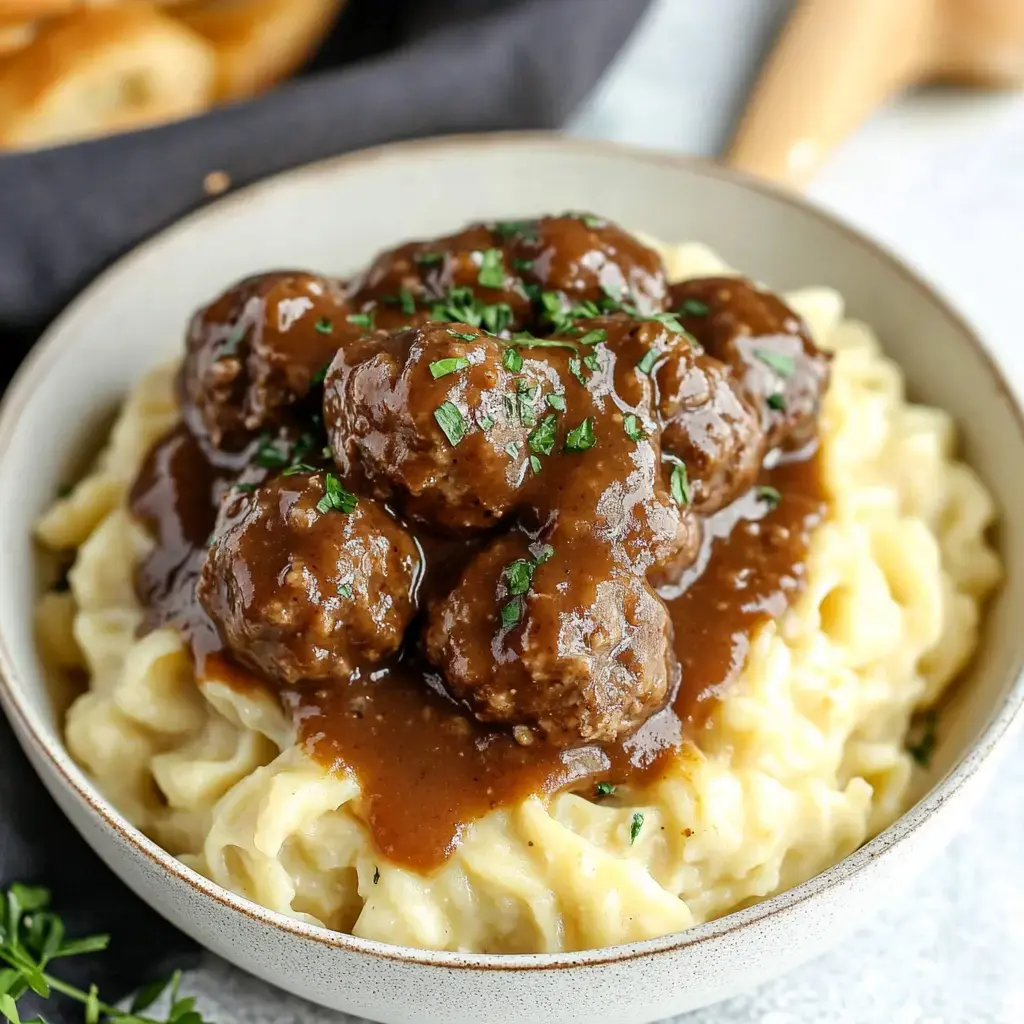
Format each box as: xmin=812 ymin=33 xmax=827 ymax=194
xmin=175 ymin=1 xmax=1024 ymax=1020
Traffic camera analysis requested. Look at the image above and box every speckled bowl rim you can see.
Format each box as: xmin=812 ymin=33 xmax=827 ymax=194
xmin=1 ymin=132 xmax=1023 ymax=973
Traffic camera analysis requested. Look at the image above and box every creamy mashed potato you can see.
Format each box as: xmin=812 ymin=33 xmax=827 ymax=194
xmin=34 ymin=242 xmax=1001 ymax=954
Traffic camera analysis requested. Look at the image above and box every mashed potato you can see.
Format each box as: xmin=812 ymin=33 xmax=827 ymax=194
xmin=34 ymin=242 xmax=1001 ymax=954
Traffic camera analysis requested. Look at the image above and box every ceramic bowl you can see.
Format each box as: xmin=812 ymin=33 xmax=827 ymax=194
xmin=0 ymin=135 xmax=1022 ymax=1024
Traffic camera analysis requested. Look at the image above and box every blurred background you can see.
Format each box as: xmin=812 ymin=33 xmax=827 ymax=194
xmin=1 ymin=0 xmax=1022 ymax=1021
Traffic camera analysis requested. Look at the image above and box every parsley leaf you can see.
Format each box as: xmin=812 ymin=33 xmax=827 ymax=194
xmin=582 ymin=353 xmax=600 ymax=372
xmin=670 ymin=462 xmax=691 ymax=505
xmin=434 ymin=401 xmax=468 ymax=446
xmin=415 ymin=250 xmax=443 ymax=266
xmin=398 ymin=288 xmax=417 ymax=315
xmin=767 ymin=392 xmax=787 ymax=411
xmin=678 ymin=298 xmax=710 ymax=317
xmin=623 ymin=414 xmax=646 ymax=441
xmin=649 ymin=311 xmax=686 ymax=334
xmin=505 ymin=559 xmax=535 ymax=596
xmin=569 ymin=356 xmax=587 ymax=386
xmin=629 ymin=812 xmax=644 ymax=845
xmin=501 ymin=598 xmax=523 ymax=628
xmin=636 ymin=349 xmax=658 ymax=375
xmin=755 ymin=348 xmax=796 ymax=377
xmin=445 ymin=328 xmax=477 ymax=342
xmin=430 ymin=356 xmax=470 ymax=378
xmin=564 ymin=418 xmax=596 ymax=453
xmin=503 ymin=347 xmax=523 ymax=372
xmin=347 ymin=312 xmax=374 ymax=329
xmin=596 ymin=781 xmax=616 ymax=797
xmin=317 ymin=473 xmax=358 ymax=514
xmin=546 ymin=393 xmax=566 ymax=412
xmin=494 ymin=219 xmax=537 ymax=240
xmin=757 ymin=485 xmax=781 ymax=509
xmin=530 ymin=455 xmax=542 ymax=474
xmin=528 ymin=413 xmax=558 ymax=455
xmin=576 ymin=328 xmax=606 ymax=347
xmin=478 ymin=248 xmax=506 ymax=289
xmin=314 ymin=317 xmax=333 ymax=335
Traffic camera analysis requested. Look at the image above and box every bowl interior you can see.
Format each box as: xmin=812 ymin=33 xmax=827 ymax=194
xmin=0 ymin=135 xmax=1022 ymax=953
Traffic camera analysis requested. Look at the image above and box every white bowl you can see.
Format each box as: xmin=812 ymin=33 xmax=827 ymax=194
xmin=1 ymin=134 xmax=1022 ymax=1024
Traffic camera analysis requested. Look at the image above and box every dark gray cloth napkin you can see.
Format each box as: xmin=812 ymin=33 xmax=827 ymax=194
xmin=0 ymin=0 xmax=651 ymax=1016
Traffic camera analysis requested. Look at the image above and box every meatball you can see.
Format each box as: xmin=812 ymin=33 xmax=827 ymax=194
xmin=323 ymin=322 xmax=540 ymax=530
xmin=348 ymin=223 xmax=532 ymax=333
xmin=197 ymin=471 xmax=419 ymax=685
xmin=656 ymin=347 xmax=766 ymax=514
xmin=506 ymin=213 xmax=669 ymax=323
xmin=180 ymin=271 xmax=355 ymax=448
xmin=425 ymin=534 xmax=675 ymax=746
xmin=669 ymin=277 xmax=830 ymax=449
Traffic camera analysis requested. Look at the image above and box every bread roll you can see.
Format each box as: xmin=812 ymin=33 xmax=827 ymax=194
xmin=0 ymin=3 xmax=216 ymax=149
xmin=179 ymin=0 xmax=342 ymax=102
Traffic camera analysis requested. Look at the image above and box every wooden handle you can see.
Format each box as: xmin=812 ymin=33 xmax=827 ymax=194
xmin=727 ymin=0 xmax=933 ymax=189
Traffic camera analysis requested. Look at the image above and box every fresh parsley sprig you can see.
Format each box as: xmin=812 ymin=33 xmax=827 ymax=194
xmin=0 ymin=884 xmax=213 ymax=1023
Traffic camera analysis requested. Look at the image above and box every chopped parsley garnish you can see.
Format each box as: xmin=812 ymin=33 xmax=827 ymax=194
xmin=505 ymin=559 xmax=535 ymax=596
xmin=507 ymin=332 xmax=579 ymax=353
xmin=415 ymin=251 xmax=443 ymax=266
xmin=517 ymin=381 xmax=539 ymax=426
xmin=220 ymin=322 xmax=246 ymax=356
xmin=530 ymin=455 xmax=542 ymax=474
xmin=564 ymin=418 xmax=596 ymax=453
xmin=571 ymin=212 xmax=602 ymax=229
xmin=755 ymin=348 xmax=796 ymax=377
xmin=282 ymin=463 xmax=316 ymax=476
xmin=758 ymin=485 xmax=781 ymax=510
xmin=504 ymin=441 xmax=521 ymax=459
xmin=234 ymin=481 xmax=258 ymax=493
xmin=311 ymin=362 xmax=330 ymax=386
xmin=482 ymin=301 xmax=514 ymax=334
xmin=314 ymin=317 xmax=333 ymax=334
xmin=767 ymin=392 xmax=787 ymax=411
xmin=398 ymin=288 xmax=417 ymax=315
xmin=677 ymin=298 xmax=710 ymax=317
xmin=478 ymin=413 xmax=495 ymax=430
xmin=338 ymin=582 xmax=354 ymax=599
xmin=255 ymin=434 xmax=290 ymax=469
xmin=907 ymin=709 xmax=939 ymax=767
xmin=629 ymin=812 xmax=644 ymax=845
xmin=569 ymin=356 xmax=587 ymax=386
xmin=596 ymin=781 xmax=616 ymax=797
xmin=347 ymin=312 xmax=374 ymax=329
xmin=636 ymin=349 xmax=658 ymax=375
xmin=546 ymin=393 xmax=566 ymax=412
xmin=623 ymin=414 xmax=646 ymax=441
xmin=317 ymin=473 xmax=358 ymax=514
xmin=528 ymin=413 xmax=558 ymax=455
xmin=434 ymin=401 xmax=468 ymax=446
xmin=445 ymin=328 xmax=477 ymax=342
xmin=432 ymin=286 xmax=510 ymax=334
xmin=494 ymin=219 xmax=537 ymax=240
xmin=670 ymin=462 xmax=691 ymax=505
xmin=649 ymin=311 xmax=686 ymax=334
xmin=430 ymin=355 xmax=471 ymax=378
xmin=576 ymin=328 xmax=606 ymax=347
xmin=582 ymin=353 xmax=600 ymax=372
xmin=503 ymin=347 xmax=523 ymax=372
xmin=478 ymin=248 xmax=506 ymax=288
xmin=501 ymin=597 xmax=523 ymax=628
xmin=513 ymin=258 xmax=534 ymax=273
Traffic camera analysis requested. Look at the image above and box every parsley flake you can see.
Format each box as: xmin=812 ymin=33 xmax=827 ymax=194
xmin=623 ymin=414 xmax=646 ymax=441
xmin=434 ymin=401 xmax=468 ymax=446
xmin=755 ymin=348 xmax=796 ymax=377
xmin=596 ymin=781 xmax=616 ymax=797
xmin=445 ymin=328 xmax=477 ymax=342
xmin=505 ymin=559 xmax=535 ymax=596
xmin=513 ymin=257 xmax=534 ymax=273
xmin=256 ymin=434 xmax=290 ymax=469
xmin=650 ymin=311 xmax=686 ymax=334
xmin=678 ymin=298 xmax=709 ymax=317
xmin=546 ymin=393 xmax=566 ymax=412
xmin=670 ymin=461 xmax=691 ymax=505
xmin=564 ymin=418 xmax=596 ymax=453
xmin=478 ymin=248 xmax=506 ymax=289
xmin=314 ymin=317 xmax=333 ymax=335
xmin=338 ymin=583 xmax=354 ymax=599
xmin=501 ymin=598 xmax=523 ymax=628
xmin=503 ymin=347 xmax=523 ymax=372
xmin=282 ymin=463 xmax=316 ymax=476
xmin=430 ymin=356 xmax=471 ymax=378
xmin=528 ymin=413 xmax=558 ymax=455
xmin=767 ymin=392 xmax=787 ymax=411
xmin=569 ymin=356 xmax=587 ymax=386
xmin=758 ymin=485 xmax=782 ymax=509
xmin=494 ymin=219 xmax=536 ymax=240
xmin=347 ymin=312 xmax=374 ymax=329
xmin=415 ymin=251 xmax=443 ymax=266
xmin=636 ymin=349 xmax=658 ymax=375
xmin=629 ymin=812 xmax=644 ymax=845
xmin=398 ymin=288 xmax=417 ymax=315
xmin=530 ymin=455 xmax=542 ymax=474
xmin=317 ymin=473 xmax=358 ymax=514
xmin=576 ymin=328 xmax=606 ymax=347
xmin=583 ymin=353 xmax=600 ymax=372
xmin=234 ymin=482 xmax=258 ymax=493
xmin=478 ymin=413 xmax=495 ymax=430
xmin=504 ymin=441 xmax=521 ymax=459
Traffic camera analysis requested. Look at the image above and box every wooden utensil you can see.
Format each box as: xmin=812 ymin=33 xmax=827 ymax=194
xmin=728 ymin=0 xmax=1024 ymax=188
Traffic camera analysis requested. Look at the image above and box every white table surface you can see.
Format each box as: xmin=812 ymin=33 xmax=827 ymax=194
xmin=174 ymin=1 xmax=1024 ymax=1020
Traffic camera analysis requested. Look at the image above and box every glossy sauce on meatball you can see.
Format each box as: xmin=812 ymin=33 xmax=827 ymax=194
xmin=129 ymin=215 xmax=830 ymax=871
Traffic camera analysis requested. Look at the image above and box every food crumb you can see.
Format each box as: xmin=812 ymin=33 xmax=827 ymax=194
xmin=204 ymin=170 xmax=231 ymax=196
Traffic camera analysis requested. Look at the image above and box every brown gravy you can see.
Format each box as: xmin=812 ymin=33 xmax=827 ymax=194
xmin=129 ymin=425 xmax=825 ymax=871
